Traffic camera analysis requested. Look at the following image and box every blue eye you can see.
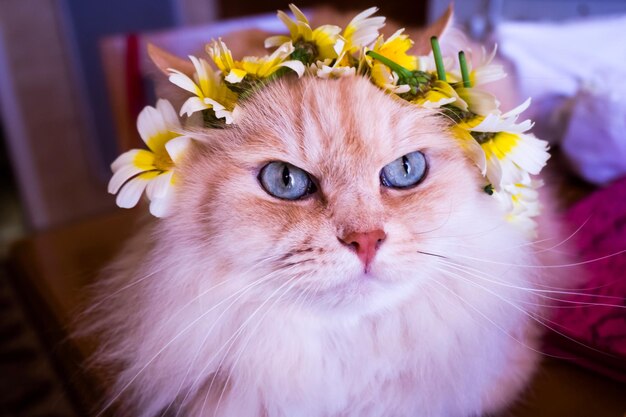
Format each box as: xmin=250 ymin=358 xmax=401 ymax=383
xmin=380 ymin=151 xmax=427 ymax=189
xmin=259 ymin=161 xmax=316 ymax=200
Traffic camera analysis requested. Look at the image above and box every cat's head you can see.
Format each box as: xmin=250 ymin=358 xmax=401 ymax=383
xmin=110 ymin=7 xmax=541 ymax=317
xmin=156 ymin=75 xmax=511 ymax=314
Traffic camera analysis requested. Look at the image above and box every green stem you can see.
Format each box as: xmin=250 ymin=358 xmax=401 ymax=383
xmin=459 ymin=51 xmax=471 ymax=88
xmin=430 ymin=36 xmax=446 ymax=81
xmin=365 ymin=50 xmax=413 ymax=79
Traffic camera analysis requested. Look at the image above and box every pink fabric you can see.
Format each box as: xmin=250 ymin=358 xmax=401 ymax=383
xmin=546 ymin=176 xmax=626 ymax=381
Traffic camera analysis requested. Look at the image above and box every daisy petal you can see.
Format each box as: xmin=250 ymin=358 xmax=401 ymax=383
xmin=149 ymin=191 xmax=174 ymax=218
xmin=264 ymin=35 xmax=291 ymax=49
xmin=224 ymin=68 xmax=247 ymax=83
xmin=296 ymin=21 xmax=313 ymax=40
xmin=390 ymin=84 xmax=410 ymax=94
xmin=168 ymin=69 xmax=200 ymax=96
xmin=277 ymin=10 xmax=299 ymax=38
xmin=473 ymin=64 xmax=506 ymax=85
xmin=136 ymin=106 xmax=161 ymax=146
xmin=333 ymin=38 xmax=346 ymax=56
xmin=344 ymin=7 xmax=385 ymax=50
xmin=180 ymin=96 xmax=208 ymax=117
xmin=165 ymin=136 xmax=192 ymax=164
xmin=455 ymin=128 xmax=487 ymax=175
xmin=137 ymin=104 xmax=176 ymax=151
xmin=146 ymin=171 xmax=174 ymax=200
xmin=288 ymin=4 xmax=309 ymax=23
xmin=111 ymin=149 xmax=141 ymax=172
xmin=350 ymin=6 xmax=378 ymax=22
xmin=502 ymin=98 xmax=531 ymax=118
xmin=115 ymin=173 xmax=156 ymax=209
xmin=509 ymin=135 xmax=550 ymax=175
xmin=155 ymin=99 xmax=180 ymax=129
xmin=108 ymin=164 xmax=145 ymax=194
xmin=421 ymin=96 xmax=457 ymax=109
xmin=132 ymin=149 xmax=157 ymax=170
xmin=279 ymin=60 xmax=305 ymax=77
xmin=456 ymin=88 xmax=500 ymax=116
xmin=470 ymin=113 xmax=504 ymax=132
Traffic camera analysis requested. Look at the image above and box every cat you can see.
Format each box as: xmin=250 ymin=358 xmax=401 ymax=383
xmin=82 ymin=8 xmax=566 ymax=417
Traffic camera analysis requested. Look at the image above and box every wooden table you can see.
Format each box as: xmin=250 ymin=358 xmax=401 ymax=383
xmin=7 ymin=209 xmax=141 ymax=416
xmin=7 ymin=209 xmax=626 ymax=416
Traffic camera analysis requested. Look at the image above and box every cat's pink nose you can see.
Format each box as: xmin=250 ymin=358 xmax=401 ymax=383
xmin=338 ymin=229 xmax=386 ymax=271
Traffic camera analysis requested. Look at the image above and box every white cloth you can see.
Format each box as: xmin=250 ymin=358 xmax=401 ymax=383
xmin=562 ymin=77 xmax=626 ymax=185
xmin=495 ymin=15 xmax=626 ymax=184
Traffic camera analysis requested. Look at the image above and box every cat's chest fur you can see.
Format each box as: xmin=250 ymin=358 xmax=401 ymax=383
xmin=188 ymin=284 xmax=531 ymax=417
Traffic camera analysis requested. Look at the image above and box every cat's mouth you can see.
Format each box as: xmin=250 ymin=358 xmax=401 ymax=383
xmin=299 ymin=265 xmax=410 ymax=308
xmin=339 ymin=272 xmax=390 ymax=295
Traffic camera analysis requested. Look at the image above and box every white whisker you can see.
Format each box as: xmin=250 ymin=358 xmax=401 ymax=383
xmin=97 ymin=268 xmax=284 ymax=417
xmin=449 ymin=249 xmax=626 ymax=269
xmin=437 ymin=258 xmax=626 ymax=302
xmin=433 ymin=266 xmax=616 ymax=359
xmin=211 ymin=272 xmax=306 ymax=416
xmin=175 ymin=265 xmax=304 ymax=415
xmin=425 ymin=274 xmax=562 ymax=359
xmin=159 ymin=256 xmax=283 ymax=416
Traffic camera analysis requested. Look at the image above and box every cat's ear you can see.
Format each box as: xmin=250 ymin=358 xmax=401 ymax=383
xmin=410 ymin=4 xmax=454 ymax=55
xmin=146 ymin=44 xmax=194 ymax=110
xmin=147 ymin=43 xmax=195 ymax=77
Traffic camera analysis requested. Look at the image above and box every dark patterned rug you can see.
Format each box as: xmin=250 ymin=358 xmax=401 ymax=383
xmin=0 ymin=266 xmax=78 ymax=417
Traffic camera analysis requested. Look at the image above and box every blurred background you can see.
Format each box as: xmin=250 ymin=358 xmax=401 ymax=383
xmin=1 ymin=0 xmax=625 ymax=415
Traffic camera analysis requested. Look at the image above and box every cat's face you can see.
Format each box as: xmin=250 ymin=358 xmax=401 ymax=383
xmin=170 ymin=76 xmax=501 ymax=314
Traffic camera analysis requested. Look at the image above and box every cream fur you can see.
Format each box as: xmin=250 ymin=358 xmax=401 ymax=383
xmin=84 ymin=77 xmax=561 ymax=417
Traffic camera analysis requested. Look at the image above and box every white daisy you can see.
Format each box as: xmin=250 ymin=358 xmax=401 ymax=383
xmin=208 ymin=39 xmax=305 ymax=83
xmin=168 ymin=55 xmax=238 ymax=123
xmin=265 ymin=4 xmax=344 ymax=61
xmin=449 ymin=45 xmax=506 ymax=87
xmin=342 ymin=7 xmax=386 ymax=53
xmin=459 ymin=98 xmax=549 ymax=190
xmin=108 ymin=100 xmax=191 ymax=217
xmin=370 ymin=63 xmax=411 ymax=94
xmin=455 ymin=87 xmax=500 ymax=116
xmin=493 ymin=180 xmax=543 ymax=237
xmin=310 ymin=55 xmax=356 ymax=79
xmin=469 ymin=45 xmax=506 ymax=86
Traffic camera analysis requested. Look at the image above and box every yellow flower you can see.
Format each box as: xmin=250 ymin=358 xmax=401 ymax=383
xmin=455 ymin=87 xmax=500 ymax=116
xmin=168 ymin=55 xmax=238 ymax=123
xmin=265 ymin=4 xmax=343 ymax=61
xmin=342 ymin=7 xmax=386 ymax=54
xmin=494 ymin=180 xmax=543 ymax=237
xmin=366 ymin=30 xmax=419 ymax=93
xmin=452 ymin=125 xmax=487 ymax=175
xmin=412 ymin=80 xmax=468 ymax=110
xmin=309 ymin=52 xmax=356 ymax=79
xmin=369 ymin=29 xmax=417 ymax=71
xmin=458 ymin=99 xmax=550 ymax=190
xmin=454 ymin=119 xmax=545 ymax=237
xmin=469 ymin=46 xmax=506 ymax=86
xmin=370 ymin=63 xmax=411 ymax=94
xmin=208 ymin=39 xmax=305 ymax=83
xmin=108 ymin=100 xmax=191 ymax=217
xmin=481 ymin=131 xmax=549 ymax=190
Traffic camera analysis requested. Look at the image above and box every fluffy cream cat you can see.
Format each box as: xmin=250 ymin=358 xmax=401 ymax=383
xmin=84 ymin=9 xmax=564 ymax=417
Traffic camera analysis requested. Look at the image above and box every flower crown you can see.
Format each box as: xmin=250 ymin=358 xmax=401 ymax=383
xmin=108 ymin=5 xmax=549 ymax=236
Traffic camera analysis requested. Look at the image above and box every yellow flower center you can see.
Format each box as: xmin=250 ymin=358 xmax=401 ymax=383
xmin=153 ymin=149 xmax=174 ymax=171
xmin=292 ymin=40 xmax=318 ymax=64
xmin=481 ymin=132 xmax=519 ymax=160
xmin=471 ymin=131 xmax=496 ymax=144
